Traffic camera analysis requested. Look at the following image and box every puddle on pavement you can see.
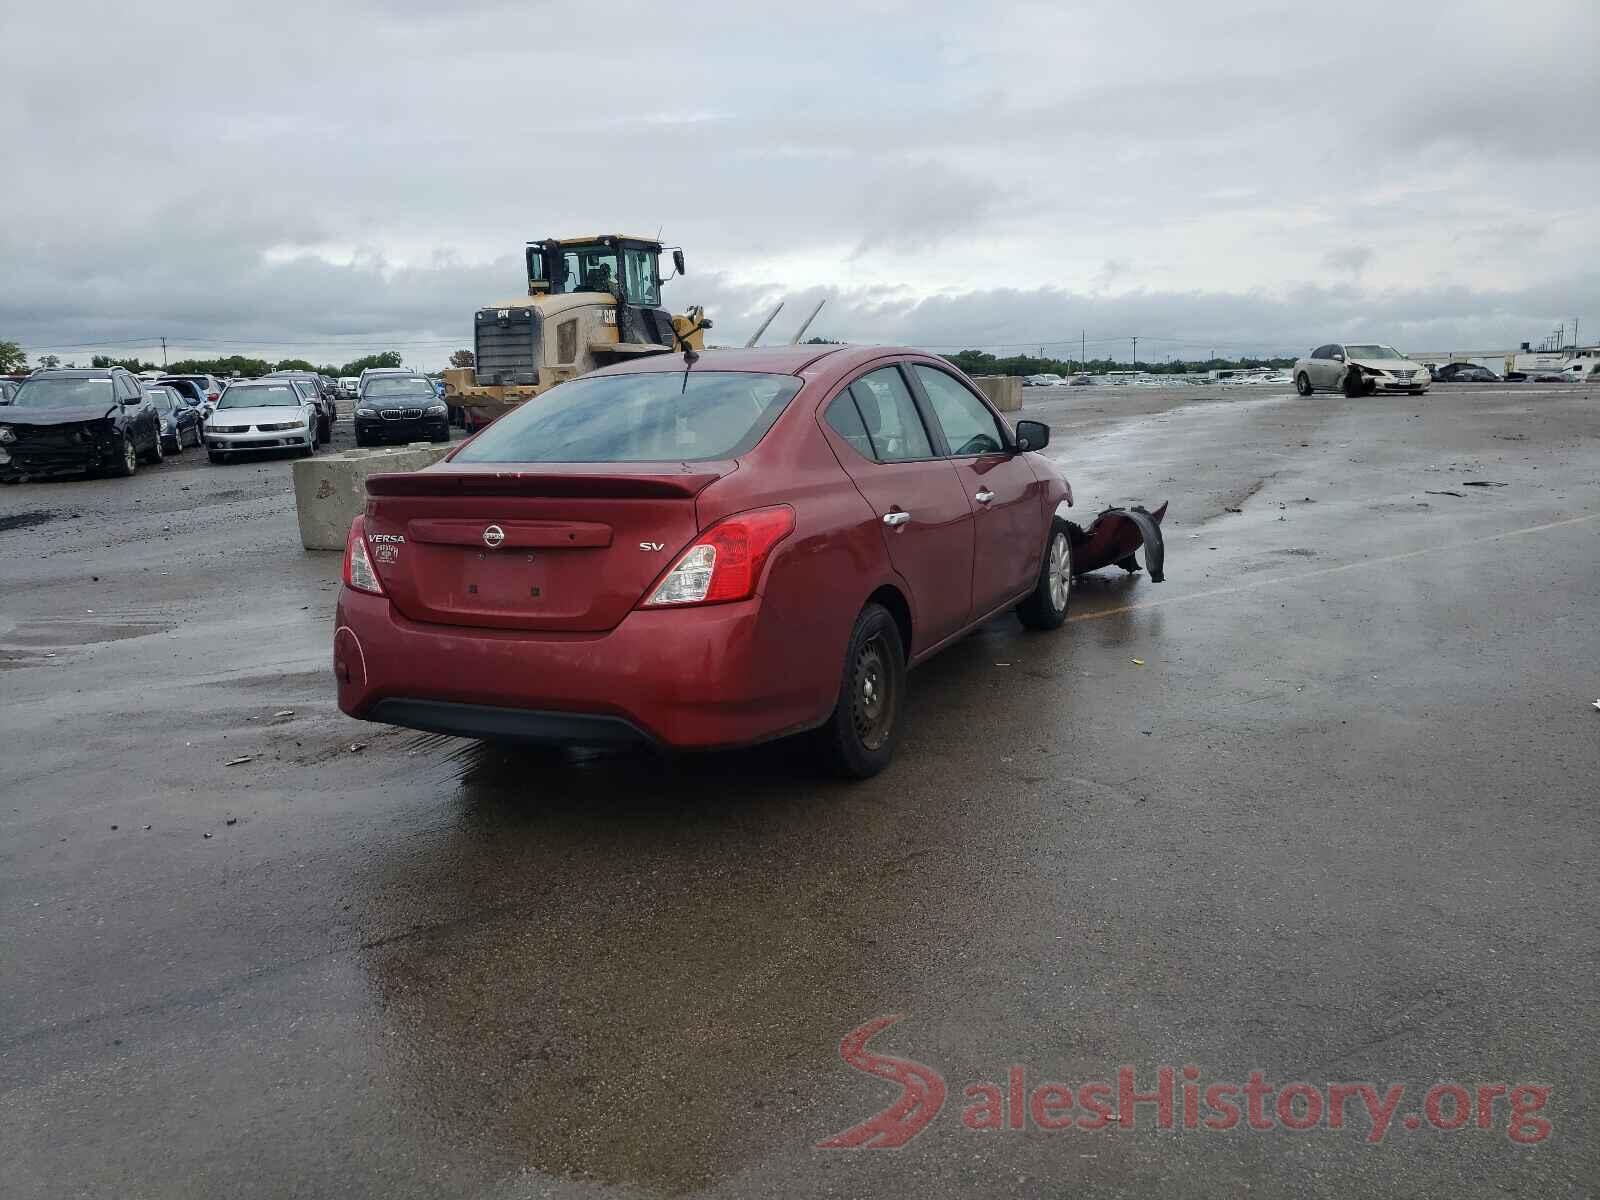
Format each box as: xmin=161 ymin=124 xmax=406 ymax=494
xmin=0 ymin=617 xmax=168 ymax=649
xmin=347 ymin=737 xmax=925 ymax=1193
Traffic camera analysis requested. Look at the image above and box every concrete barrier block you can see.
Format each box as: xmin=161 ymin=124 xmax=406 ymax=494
xmin=292 ymin=444 xmax=454 ymax=551
xmin=973 ymin=374 xmax=1023 ymax=413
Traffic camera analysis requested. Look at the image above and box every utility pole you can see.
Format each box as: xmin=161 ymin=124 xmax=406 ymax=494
xmin=160 ymin=337 xmax=167 ymax=368
xmin=1131 ymin=336 xmax=1138 ymax=368
xmin=1081 ymin=330 xmax=1085 ymax=371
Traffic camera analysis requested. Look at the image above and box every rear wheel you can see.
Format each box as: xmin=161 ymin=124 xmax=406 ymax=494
xmin=1295 ymin=372 xmax=1313 ymax=396
xmin=818 ymin=603 xmax=905 ymax=779
xmin=1017 ymin=517 xmax=1074 ymax=630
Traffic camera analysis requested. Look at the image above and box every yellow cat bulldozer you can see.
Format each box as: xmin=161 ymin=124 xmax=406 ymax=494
xmin=444 ymin=235 xmax=711 ymax=429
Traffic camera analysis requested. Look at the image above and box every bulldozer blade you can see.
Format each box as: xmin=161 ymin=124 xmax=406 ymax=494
xmin=1068 ymin=501 xmax=1168 ymax=582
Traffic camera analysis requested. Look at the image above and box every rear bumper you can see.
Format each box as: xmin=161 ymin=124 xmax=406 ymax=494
xmin=334 ymin=588 xmax=831 ymax=750
xmin=366 ymin=698 xmax=655 ymax=747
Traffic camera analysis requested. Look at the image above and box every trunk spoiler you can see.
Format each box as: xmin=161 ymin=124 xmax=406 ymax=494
xmin=365 ymin=468 xmax=725 ymax=500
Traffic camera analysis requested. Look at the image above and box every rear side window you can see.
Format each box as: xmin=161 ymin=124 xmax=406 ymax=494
xmin=848 ymin=368 xmax=933 ymax=462
xmin=913 ymin=365 xmax=1006 ymax=456
xmin=453 ymin=370 xmax=801 ymax=463
xmin=824 ymin=392 xmax=874 ymax=460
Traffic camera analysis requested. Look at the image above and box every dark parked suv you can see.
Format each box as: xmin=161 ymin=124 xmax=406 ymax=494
xmin=0 ymin=368 xmax=163 ymax=481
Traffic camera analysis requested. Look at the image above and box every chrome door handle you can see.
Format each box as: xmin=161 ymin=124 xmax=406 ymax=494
xmin=974 ymin=488 xmax=995 ymax=504
xmin=883 ymin=511 xmax=911 ymax=527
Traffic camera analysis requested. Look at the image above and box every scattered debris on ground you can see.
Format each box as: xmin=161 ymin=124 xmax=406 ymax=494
xmin=224 ymin=755 xmax=254 ymax=767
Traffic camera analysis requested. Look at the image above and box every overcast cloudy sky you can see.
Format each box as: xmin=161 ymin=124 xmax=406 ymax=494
xmin=2 ymin=0 xmax=1595 ymax=367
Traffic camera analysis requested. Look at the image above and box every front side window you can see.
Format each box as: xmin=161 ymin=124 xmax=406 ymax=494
xmin=847 ymin=368 xmax=933 ymax=462
xmin=913 ymin=365 xmax=1006 ymax=456
xmin=560 ymin=246 xmax=620 ymax=294
xmin=622 ymin=248 xmax=661 ymax=307
xmin=453 ymin=371 xmax=800 ymax=463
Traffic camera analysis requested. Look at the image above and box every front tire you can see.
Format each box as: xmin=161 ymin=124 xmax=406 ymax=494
xmin=142 ymin=429 xmax=165 ymax=464
xmin=1017 ymin=517 xmax=1074 ymax=630
xmin=1295 ymin=372 xmax=1313 ymax=396
xmin=818 ymin=603 xmax=905 ymax=779
xmin=113 ymin=436 xmax=139 ymax=477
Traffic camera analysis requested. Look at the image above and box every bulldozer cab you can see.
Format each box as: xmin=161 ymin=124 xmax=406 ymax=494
xmin=526 ymin=236 xmax=673 ymax=307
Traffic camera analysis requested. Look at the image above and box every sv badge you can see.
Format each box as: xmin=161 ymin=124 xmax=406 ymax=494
xmin=640 ymin=542 xmax=666 ymax=552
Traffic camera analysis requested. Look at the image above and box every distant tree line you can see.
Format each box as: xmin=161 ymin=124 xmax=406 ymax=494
xmin=77 ymin=350 xmax=409 ymax=377
xmin=942 ymin=349 xmax=1295 ymax=377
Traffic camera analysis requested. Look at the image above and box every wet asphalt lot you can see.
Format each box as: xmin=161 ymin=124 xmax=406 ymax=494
xmin=2 ymin=382 xmax=1597 ymax=1198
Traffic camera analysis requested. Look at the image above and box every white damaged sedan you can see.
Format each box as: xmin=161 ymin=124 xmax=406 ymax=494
xmin=1293 ymin=344 xmax=1431 ymax=397
xmin=204 ymin=380 xmax=322 ymax=464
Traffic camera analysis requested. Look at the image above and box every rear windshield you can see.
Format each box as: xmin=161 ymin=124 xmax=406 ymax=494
xmin=453 ymin=371 xmax=801 ymax=463
xmin=11 ymin=377 xmax=114 ymax=407
xmin=218 ymin=385 xmax=302 ymax=409
xmin=364 ymin=377 xmax=435 ymax=398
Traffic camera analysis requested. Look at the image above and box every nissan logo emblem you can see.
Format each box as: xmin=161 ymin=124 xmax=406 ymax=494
xmin=482 ymin=524 xmax=506 ymax=549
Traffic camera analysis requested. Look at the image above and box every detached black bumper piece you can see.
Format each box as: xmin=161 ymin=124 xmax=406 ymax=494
xmin=367 ymin=697 xmax=657 ymax=748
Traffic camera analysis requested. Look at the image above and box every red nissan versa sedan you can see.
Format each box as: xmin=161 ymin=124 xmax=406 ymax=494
xmin=334 ymin=345 xmax=1075 ymax=776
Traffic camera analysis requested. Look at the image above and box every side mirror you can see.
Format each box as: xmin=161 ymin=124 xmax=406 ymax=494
xmin=673 ymin=249 xmax=686 ymax=276
xmin=1014 ymin=419 xmax=1050 ymax=452
xmin=1332 ymin=353 xmax=1345 ymax=363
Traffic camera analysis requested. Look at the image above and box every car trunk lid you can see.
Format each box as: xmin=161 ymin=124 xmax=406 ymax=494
xmin=362 ymin=462 xmax=728 ymax=632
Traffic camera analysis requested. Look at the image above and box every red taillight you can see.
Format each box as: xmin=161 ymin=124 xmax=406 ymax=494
xmin=342 ymin=516 xmax=385 ymax=595
xmin=207 ymin=392 xmax=219 ymax=402
xmin=642 ymin=505 xmax=795 ymax=608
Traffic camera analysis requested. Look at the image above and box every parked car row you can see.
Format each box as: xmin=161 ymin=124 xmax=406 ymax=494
xmin=0 ymin=366 xmax=334 ymax=482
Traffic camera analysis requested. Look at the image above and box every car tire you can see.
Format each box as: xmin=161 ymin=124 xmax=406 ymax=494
xmin=1295 ymin=372 xmax=1313 ymax=396
xmin=1342 ymin=366 xmax=1366 ymax=398
xmin=167 ymin=434 xmax=182 ymax=455
xmin=113 ymin=436 xmax=138 ymax=477
xmin=143 ymin=429 xmax=165 ymax=464
xmin=1017 ymin=516 xmax=1074 ymax=630
xmin=818 ymin=602 xmax=905 ymax=779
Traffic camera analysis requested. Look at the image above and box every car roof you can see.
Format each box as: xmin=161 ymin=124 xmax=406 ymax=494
xmin=30 ymin=368 xmax=113 ymax=377
xmin=588 ymin=344 xmax=903 ymax=378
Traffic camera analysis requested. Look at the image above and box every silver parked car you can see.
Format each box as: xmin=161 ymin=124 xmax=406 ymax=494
xmin=205 ymin=380 xmax=322 ymax=463
xmin=1294 ymin=344 xmax=1430 ymax=396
